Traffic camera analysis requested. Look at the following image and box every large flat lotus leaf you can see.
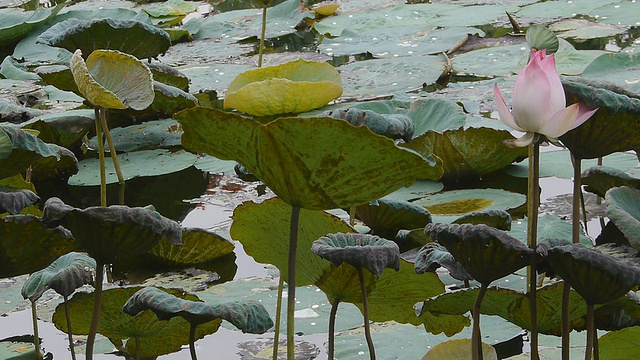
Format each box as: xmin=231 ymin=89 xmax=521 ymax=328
xmin=21 ymin=252 xmax=95 ymax=302
xmin=70 ymin=49 xmax=155 ymax=110
xmin=0 ymin=341 xmax=36 ymax=359
xmin=68 ymin=149 xmax=198 ymax=186
xmin=355 ymin=198 xmax=432 ymax=240
xmin=37 ymin=18 xmax=171 ymax=60
xmin=0 ymin=214 xmax=76 ymax=278
xmin=224 ymin=59 xmax=342 ymax=116
xmin=53 ymin=287 xmax=221 ymax=359
xmin=452 ymin=209 xmax=512 ymax=231
xmin=590 ymin=1 xmax=640 ymax=26
xmin=144 ymin=227 xmax=235 ymax=266
xmin=20 ymin=109 xmax=94 ymax=151
xmin=41 ymin=197 xmax=181 ymax=264
xmin=582 ymin=52 xmax=640 ymax=94
xmin=320 ymin=108 xmax=415 ymax=142
xmin=0 ymin=125 xmax=61 ymax=180
xmin=311 ymin=233 xmax=400 ymax=276
xmin=0 ymin=3 xmax=65 ymax=47
xmin=413 ymin=188 xmax=525 ymax=220
xmin=87 ymin=118 xmax=182 ymax=153
xmin=598 ymin=326 xmax=640 ymax=359
xmin=414 ymin=242 xmax=472 ymax=282
xmin=177 ymin=108 xmax=443 ymax=210
xmin=549 ymin=19 xmax=627 ymax=41
xmin=605 ymin=186 xmax=640 ymax=250
xmin=424 ymin=223 xmax=534 ymax=284
xmin=124 ymin=286 xmax=273 ymax=333
xmin=423 ymin=338 xmax=497 ymax=360
xmin=516 ymin=0 xmax=618 ymax=19
xmin=0 ymin=187 xmax=39 ymax=214
xmin=382 ymin=179 xmax=444 ymax=202
xmin=508 ymin=214 xmax=593 ymax=247
xmin=583 ymin=166 xmax=640 ymax=198
xmin=560 ymin=77 xmax=640 ymax=159
xmin=402 ymin=127 xmax=528 ymax=181
xmin=143 ymin=0 xmax=198 ymax=18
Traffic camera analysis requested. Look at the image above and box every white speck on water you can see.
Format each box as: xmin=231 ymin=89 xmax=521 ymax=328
xmin=311 ymin=304 xmax=320 ymax=309
xmin=358 ymin=351 xmax=365 ymax=355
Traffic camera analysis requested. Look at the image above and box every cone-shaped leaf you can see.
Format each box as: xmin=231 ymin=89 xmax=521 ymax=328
xmin=423 ymin=338 xmax=498 ymax=360
xmin=124 ymin=286 xmax=273 ymax=333
xmin=224 ymin=59 xmax=342 ymax=116
xmin=414 ymin=242 xmax=472 ymax=282
xmin=545 ymin=244 xmax=640 ymax=304
xmin=21 ymin=252 xmax=95 ymax=302
xmin=70 ymin=49 xmax=155 ymax=110
xmin=605 ymin=186 xmax=640 ymax=250
xmin=41 ymin=197 xmax=181 ymax=264
xmin=355 ymin=198 xmax=432 ymax=240
xmin=312 ymin=233 xmax=400 ymax=277
xmin=177 ymin=108 xmax=442 ymax=210
xmin=424 ymin=223 xmax=534 ymax=284
xmin=320 ymin=108 xmax=415 ymax=142
xmin=0 ymin=188 xmax=39 ymax=214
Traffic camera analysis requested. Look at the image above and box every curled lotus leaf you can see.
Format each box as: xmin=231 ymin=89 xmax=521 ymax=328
xmin=0 ymin=188 xmax=39 ymax=214
xmin=224 ymin=59 xmax=343 ymax=116
xmin=320 ymin=108 xmax=415 ymax=142
xmin=545 ymin=244 xmax=640 ymax=304
xmin=311 ymin=233 xmax=400 ymax=276
xmin=355 ymin=198 xmax=432 ymax=240
xmin=452 ymin=209 xmax=512 ymax=231
xmin=424 ymin=223 xmax=535 ymax=284
xmin=605 ymin=186 xmax=640 ymax=250
xmin=582 ymin=166 xmax=640 ymax=198
xmin=70 ymin=49 xmax=154 ymax=110
xmin=123 ymin=286 xmax=273 ymax=333
xmin=414 ymin=242 xmax=472 ymax=282
xmin=41 ymin=197 xmax=181 ymax=264
xmin=21 ymin=252 xmax=95 ymax=302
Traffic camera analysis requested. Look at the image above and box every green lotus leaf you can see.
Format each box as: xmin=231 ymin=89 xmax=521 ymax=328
xmin=312 ymin=233 xmax=400 ymax=277
xmin=21 ymin=252 xmax=95 ymax=302
xmin=598 ymin=326 xmax=640 ymax=359
xmin=319 ymin=108 xmax=415 ymax=142
xmin=20 ymin=110 xmax=94 ymax=152
xmin=37 ymin=18 xmax=171 ymax=60
xmin=0 ymin=125 xmax=61 ymax=180
xmin=452 ymin=209 xmax=512 ymax=231
xmin=355 ymin=198 xmax=432 ymax=240
xmin=86 ymin=118 xmax=182 ymax=153
xmin=394 ymin=228 xmax=433 ymax=250
xmin=0 ymin=340 xmax=37 ymax=359
xmin=0 ymin=56 xmax=41 ymax=81
xmin=582 ymin=166 xmax=640 ymax=198
xmin=223 ymin=59 xmax=343 ymax=116
xmin=124 ymin=286 xmax=273 ymax=333
xmin=0 ymin=214 xmax=76 ymax=278
xmin=29 ymin=144 xmax=79 ymax=182
xmin=0 ymin=187 xmax=39 ymax=215
xmin=41 ymin=197 xmax=181 ymax=264
xmin=423 ymin=338 xmax=497 ymax=360
xmin=148 ymin=81 xmax=198 ymax=115
xmin=53 ymin=287 xmax=221 ymax=359
xmin=70 ymin=49 xmax=155 ymax=110
xmin=0 ymin=128 xmax=11 ymax=160
xmin=560 ymin=77 xmax=640 ymax=159
xmin=414 ymin=242 xmax=472 ymax=282
xmin=144 ymin=227 xmax=235 ymax=266
xmin=0 ymin=3 xmax=65 ymax=48
xmin=525 ymin=25 xmax=559 ymax=54
xmin=424 ymin=223 xmax=534 ymax=284
xmin=147 ymin=62 xmax=190 ymax=91
xmin=582 ymin=52 xmax=640 ymax=94
xmin=34 ymin=64 xmax=78 ymax=93
xmin=605 ymin=186 xmax=640 ymax=249
xmin=402 ymin=127 xmax=528 ymax=181
xmin=143 ymin=0 xmax=198 ymax=18
xmin=545 ymin=244 xmax=640 ymax=305
xmin=177 ymin=108 xmax=443 ymax=210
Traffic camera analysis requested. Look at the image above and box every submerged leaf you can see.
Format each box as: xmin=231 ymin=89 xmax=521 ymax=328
xmin=21 ymin=252 xmax=95 ymax=302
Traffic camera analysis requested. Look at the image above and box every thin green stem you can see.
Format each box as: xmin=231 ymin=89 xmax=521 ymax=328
xmin=30 ymin=300 xmax=42 ymax=360
xmin=258 ymin=4 xmax=267 ymax=67
xmin=585 ymin=303 xmax=595 ymax=360
xmin=472 ymin=283 xmax=488 ymax=360
xmin=287 ymin=206 xmax=301 ymax=360
xmin=64 ymin=296 xmax=77 ymax=360
xmin=527 ymin=141 xmax=540 ymax=360
xmin=190 ymin=323 xmax=198 ymax=360
xmin=99 ymin=109 xmax=125 ymax=205
xmin=328 ymin=297 xmax=340 ymax=360
xmin=357 ymin=267 xmax=375 ymax=360
xmin=94 ymin=108 xmax=106 ymax=207
xmin=272 ymin=276 xmax=284 ymax=360
xmin=86 ymin=261 xmax=104 ymax=360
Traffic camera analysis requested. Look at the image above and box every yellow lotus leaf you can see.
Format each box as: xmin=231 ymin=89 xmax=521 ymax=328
xmin=314 ymin=4 xmax=339 ymax=16
xmin=224 ymin=59 xmax=342 ymax=116
xmin=422 ymin=339 xmax=497 ymax=360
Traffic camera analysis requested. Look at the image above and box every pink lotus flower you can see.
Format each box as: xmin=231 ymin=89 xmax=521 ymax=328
xmin=494 ymin=49 xmax=598 ymax=147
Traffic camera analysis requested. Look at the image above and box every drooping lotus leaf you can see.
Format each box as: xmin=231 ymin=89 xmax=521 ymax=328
xmin=143 ymin=227 xmax=235 ymax=266
xmin=0 ymin=187 xmax=38 ymax=214
xmin=319 ymin=108 xmax=415 ymax=142
xmin=394 ymin=228 xmax=433 ymax=250
xmin=147 ymin=62 xmax=190 ymax=91
xmin=0 ymin=3 xmax=66 ymax=48
xmin=30 ymin=144 xmax=79 ymax=182
xmin=21 ymin=109 xmax=94 ymax=151
xmin=70 ymin=49 xmax=155 ymax=111
xmin=34 ymin=64 xmax=78 ymax=93
xmin=0 ymin=214 xmax=76 ymax=278
xmin=401 ymin=127 xmax=528 ymax=181
xmin=123 ymin=286 xmax=273 ymax=333
xmin=582 ymin=166 xmax=640 ymax=198
xmin=21 ymin=252 xmax=95 ymax=302
xmin=146 ymin=81 xmax=198 ymax=116
xmin=53 ymin=287 xmax=221 ymax=359
xmin=525 ymin=24 xmax=559 ymax=54
xmin=0 ymin=125 xmax=61 ymax=180
xmin=177 ymin=108 xmax=443 ymax=210
xmin=312 ymin=233 xmax=400 ymax=277
xmin=423 ymin=338 xmax=498 ymax=360
xmin=545 ymin=244 xmax=640 ymax=304
xmin=355 ymin=198 xmax=432 ymax=240
xmin=582 ymin=52 xmax=640 ymax=94
xmin=223 ymin=59 xmax=343 ymax=116
xmin=414 ymin=242 xmax=472 ymax=282
xmin=424 ymin=223 xmax=535 ymax=284
xmin=37 ymin=18 xmax=171 ymax=60
xmin=0 ymin=128 xmax=11 ymax=160
xmin=605 ymin=186 xmax=640 ymax=250
xmin=41 ymin=197 xmax=181 ymax=264
xmin=560 ymin=77 xmax=640 ymax=159
xmin=452 ymin=209 xmax=512 ymax=231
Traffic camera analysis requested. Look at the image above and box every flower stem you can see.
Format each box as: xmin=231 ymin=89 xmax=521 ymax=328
xmin=287 ymin=206 xmax=301 ymax=360
xmin=258 ymin=4 xmax=267 ymax=67
xmin=189 ymin=323 xmax=198 ymax=360
xmin=472 ymin=283 xmax=488 ymax=360
xmin=30 ymin=300 xmax=42 ymax=360
xmin=328 ymin=297 xmax=340 ymax=359
xmin=527 ymin=141 xmax=540 ymax=360
xmin=99 ymin=109 xmax=125 ymax=205
xmin=357 ymin=266 xmax=375 ymax=360
xmin=86 ymin=261 xmax=104 ymax=360
xmin=585 ymin=303 xmax=595 ymax=360
xmin=272 ymin=276 xmax=284 ymax=360
xmin=64 ymin=296 xmax=77 ymax=360
xmin=94 ymin=108 xmax=106 ymax=207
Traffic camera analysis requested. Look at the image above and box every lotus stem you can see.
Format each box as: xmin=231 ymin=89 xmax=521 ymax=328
xmin=349 ymin=206 xmax=356 ymax=226
xmin=328 ymin=297 xmax=340 ymax=359
xmin=561 ymin=280 xmax=570 ymax=360
xmin=64 ymin=296 xmax=77 ymax=360
xmin=527 ymin=140 xmax=540 ymax=360
xmin=272 ymin=276 xmax=284 ymax=360
xmin=258 ymin=4 xmax=267 ymax=67
xmin=189 ymin=323 xmax=198 ymax=360
xmin=86 ymin=260 xmax=105 ymax=360
xmin=99 ymin=108 xmax=126 ymax=205
xmin=286 ymin=206 xmax=301 ymax=360
xmin=472 ymin=283 xmax=488 ymax=360
xmin=30 ymin=300 xmax=42 ymax=360
xmin=585 ymin=303 xmax=595 ymax=360
xmin=94 ymin=108 xmax=107 ymax=207
xmin=356 ymin=266 xmax=376 ymax=360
